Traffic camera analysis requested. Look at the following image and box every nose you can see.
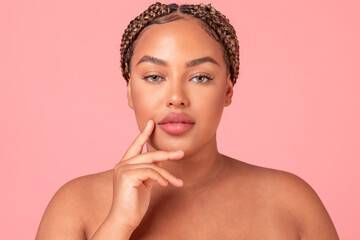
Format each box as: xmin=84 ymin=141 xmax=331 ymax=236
xmin=165 ymin=80 xmax=189 ymax=108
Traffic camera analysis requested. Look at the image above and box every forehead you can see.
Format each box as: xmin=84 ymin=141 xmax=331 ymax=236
xmin=130 ymin=18 xmax=226 ymax=66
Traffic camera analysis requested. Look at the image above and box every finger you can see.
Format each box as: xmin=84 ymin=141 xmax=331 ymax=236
xmin=121 ymin=120 xmax=154 ymax=161
xmin=143 ymin=179 xmax=154 ymax=189
xmin=121 ymin=168 xmax=169 ymax=188
xmin=154 ymin=161 xmax=163 ymax=168
xmin=126 ymin=163 xmax=183 ymax=187
xmin=123 ymin=150 xmax=184 ymax=165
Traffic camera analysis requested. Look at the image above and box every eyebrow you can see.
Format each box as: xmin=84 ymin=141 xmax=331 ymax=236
xmin=136 ymin=55 xmax=167 ymax=67
xmin=136 ymin=55 xmax=220 ymax=68
xmin=185 ymin=56 xmax=220 ymax=67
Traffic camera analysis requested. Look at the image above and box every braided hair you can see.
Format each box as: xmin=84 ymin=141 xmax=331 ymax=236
xmin=120 ymin=2 xmax=239 ymax=85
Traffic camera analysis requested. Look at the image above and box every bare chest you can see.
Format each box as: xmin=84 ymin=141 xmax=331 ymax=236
xmin=127 ymin=191 xmax=298 ymax=240
xmin=84 ymin=172 xmax=299 ymax=240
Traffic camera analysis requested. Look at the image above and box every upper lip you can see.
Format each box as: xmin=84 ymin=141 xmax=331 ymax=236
xmin=158 ymin=112 xmax=195 ymax=125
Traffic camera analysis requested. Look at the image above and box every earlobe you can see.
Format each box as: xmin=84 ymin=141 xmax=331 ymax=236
xmin=224 ymin=77 xmax=233 ymax=107
xmin=127 ymin=80 xmax=134 ymax=109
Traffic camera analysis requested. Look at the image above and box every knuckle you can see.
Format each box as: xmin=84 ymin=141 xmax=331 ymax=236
xmin=144 ymin=168 xmax=160 ymax=178
xmin=144 ymin=168 xmax=154 ymax=175
xmin=114 ymin=162 xmax=126 ymax=173
xmin=152 ymin=165 xmax=165 ymax=174
xmin=119 ymin=170 xmax=131 ymax=181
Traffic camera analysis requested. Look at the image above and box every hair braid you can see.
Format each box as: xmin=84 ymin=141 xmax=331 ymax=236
xmin=120 ymin=3 xmax=175 ymax=81
xmin=180 ymin=4 xmax=239 ymax=84
xmin=120 ymin=2 xmax=240 ymax=85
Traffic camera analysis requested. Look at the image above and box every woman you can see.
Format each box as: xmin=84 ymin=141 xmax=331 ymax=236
xmin=36 ymin=2 xmax=339 ymax=239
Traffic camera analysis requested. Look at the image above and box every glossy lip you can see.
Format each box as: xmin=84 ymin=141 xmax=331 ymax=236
xmin=157 ymin=112 xmax=195 ymax=135
xmin=158 ymin=112 xmax=195 ymax=125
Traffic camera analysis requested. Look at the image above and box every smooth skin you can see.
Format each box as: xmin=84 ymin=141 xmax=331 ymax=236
xmin=36 ymin=17 xmax=339 ymax=239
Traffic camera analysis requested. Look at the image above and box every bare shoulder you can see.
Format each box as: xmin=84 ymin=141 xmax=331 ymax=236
xmin=226 ymin=157 xmax=339 ymax=240
xmin=36 ymin=170 xmax=113 ymax=240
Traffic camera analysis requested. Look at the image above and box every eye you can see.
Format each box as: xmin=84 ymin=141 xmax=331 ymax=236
xmin=190 ymin=74 xmax=213 ymax=83
xmin=142 ymin=75 xmax=163 ymax=83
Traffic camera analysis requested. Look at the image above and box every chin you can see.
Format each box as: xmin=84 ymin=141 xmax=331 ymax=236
xmin=148 ymin=136 xmax=189 ymax=151
xmin=147 ymin=130 xmax=216 ymax=158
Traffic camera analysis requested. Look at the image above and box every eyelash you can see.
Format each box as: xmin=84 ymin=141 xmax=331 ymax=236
xmin=141 ymin=75 xmax=163 ymax=83
xmin=141 ymin=74 xmax=214 ymax=83
xmin=191 ymin=74 xmax=214 ymax=83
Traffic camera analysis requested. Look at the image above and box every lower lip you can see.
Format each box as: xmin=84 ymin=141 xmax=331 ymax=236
xmin=158 ymin=123 xmax=194 ymax=135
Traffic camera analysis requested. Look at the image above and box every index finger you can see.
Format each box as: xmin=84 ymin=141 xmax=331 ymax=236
xmin=121 ymin=119 xmax=155 ymax=161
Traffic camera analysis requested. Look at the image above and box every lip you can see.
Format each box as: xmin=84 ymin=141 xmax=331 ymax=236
xmin=158 ymin=112 xmax=195 ymax=135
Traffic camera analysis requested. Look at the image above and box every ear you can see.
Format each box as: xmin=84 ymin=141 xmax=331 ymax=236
xmin=224 ymin=75 xmax=233 ymax=107
xmin=127 ymin=78 xmax=134 ymax=109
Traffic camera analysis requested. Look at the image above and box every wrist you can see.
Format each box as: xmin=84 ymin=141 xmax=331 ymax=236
xmin=104 ymin=216 xmax=136 ymax=237
xmin=90 ymin=217 xmax=135 ymax=240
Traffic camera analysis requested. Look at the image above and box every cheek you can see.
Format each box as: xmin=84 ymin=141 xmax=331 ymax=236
xmin=131 ymin=86 xmax=159 ymax=127
xmin=193 ymin=86 xmax=226 ymax=116
xmin=190 ymin=86 xmax=227 ymax=131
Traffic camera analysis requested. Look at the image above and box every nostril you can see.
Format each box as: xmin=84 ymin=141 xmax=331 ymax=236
xmin=169 ymin=101 xmax=185 ymax=106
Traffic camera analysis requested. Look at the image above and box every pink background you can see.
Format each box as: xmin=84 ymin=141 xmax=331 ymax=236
xmin=1 ymin=0 xmax=359 ymax=239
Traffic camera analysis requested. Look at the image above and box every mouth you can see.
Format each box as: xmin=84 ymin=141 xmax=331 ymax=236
xmin=158 ymin=122 xmax=191 ymax=124
xmin=157 ymin=113 xmax=195 ymax=135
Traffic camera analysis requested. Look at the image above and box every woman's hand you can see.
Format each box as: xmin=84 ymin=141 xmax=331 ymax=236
xmin=95 ymin=119 xmax=184 ymax=238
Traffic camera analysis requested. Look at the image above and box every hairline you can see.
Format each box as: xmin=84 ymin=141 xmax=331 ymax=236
xmin=128 ymin=13 xmax=230 ymax=78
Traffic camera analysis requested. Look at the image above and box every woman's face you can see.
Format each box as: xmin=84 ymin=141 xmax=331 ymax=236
xmin=128 ymin=17 xmax=233 ymax=155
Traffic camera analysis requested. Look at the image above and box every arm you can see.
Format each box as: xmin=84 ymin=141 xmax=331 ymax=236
xmin=277 ymin=172 xmax=339 ymax=240
xmin=35 ymin=179 xmax=88 ymax=240
xmin=89 ymin=219 xmax=134 ymax=240
xmin=90 ymin=119 xmax=184 ymax=239
xmin=36 ymin=120 xmax=184 ymax=239
xmin=35 ymin=176 xmax=134 ymax=240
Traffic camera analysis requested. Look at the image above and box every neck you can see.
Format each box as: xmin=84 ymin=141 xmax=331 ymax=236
xmin=146 ymin=136 xmax=228 ymax=194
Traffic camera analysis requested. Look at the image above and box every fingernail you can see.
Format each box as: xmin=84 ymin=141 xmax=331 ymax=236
xmin=177 ymin=178 xmax=183 ymax=183
xmin=146 ymin=120 xmax=152 ymax=129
